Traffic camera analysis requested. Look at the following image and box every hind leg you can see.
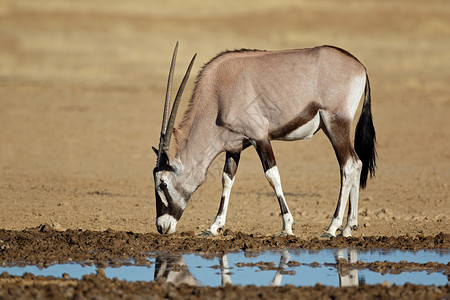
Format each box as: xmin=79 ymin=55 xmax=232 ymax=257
xmin=322 ymin=157 xmax=360 ymax=237
xmin=320 ymin=112 xmax=361 ymax=238
xmin=343 ymin=161 xmax=362 ymax=237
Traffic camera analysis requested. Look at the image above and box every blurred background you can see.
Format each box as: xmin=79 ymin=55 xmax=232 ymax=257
xmin=0 ymin=0 xmax=448 ymax=234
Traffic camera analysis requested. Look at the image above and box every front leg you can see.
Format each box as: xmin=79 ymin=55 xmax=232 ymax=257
xmin=254 ymin=139 xmax=295 ymax=236
xmin=203 ymin=152 xmax=240 ymax=236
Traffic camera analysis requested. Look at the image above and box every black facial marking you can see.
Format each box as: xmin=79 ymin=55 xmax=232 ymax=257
xmin=159 ymin=183 xmax=184 ymax=220
xmin=153 ymin=170 xmax=184 ymax=221
xmin=156 ymin=149 xmax=170 ymax=170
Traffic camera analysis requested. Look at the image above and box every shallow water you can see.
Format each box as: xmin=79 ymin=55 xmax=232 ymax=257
xmin=1 ymin=248 xmax=448 ymax=287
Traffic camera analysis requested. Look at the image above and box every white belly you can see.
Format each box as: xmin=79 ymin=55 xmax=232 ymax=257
xmin=277 ymin=112 xmax=321 ymax=141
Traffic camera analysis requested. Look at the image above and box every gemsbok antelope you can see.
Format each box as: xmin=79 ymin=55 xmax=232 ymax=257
xmin=152 ymin=42 xmax=376 ymax=237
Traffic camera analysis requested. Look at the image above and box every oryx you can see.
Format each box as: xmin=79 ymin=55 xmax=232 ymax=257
xmin=152 ymin=42 xmax=376 ymax=237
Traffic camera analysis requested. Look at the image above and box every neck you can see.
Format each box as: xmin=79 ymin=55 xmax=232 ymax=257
xmin=174 ymin=112 xmax=224 ymax=195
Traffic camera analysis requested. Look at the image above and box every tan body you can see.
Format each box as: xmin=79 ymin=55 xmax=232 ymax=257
xmin=154 ymin=45 xmax=376 ymax=237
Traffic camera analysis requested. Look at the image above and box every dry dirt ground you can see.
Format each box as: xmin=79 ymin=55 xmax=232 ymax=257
xmin=0 ymin=0 xmax=449 ymax=298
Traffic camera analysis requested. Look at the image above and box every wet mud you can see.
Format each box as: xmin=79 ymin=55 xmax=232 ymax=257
xmin=0 ymin=227 xmax=449 ymax=266
xmin=0 ymin=272 xmax=449 ymax=300
xmin=332 ymin=260 xmax=450 ymax=277
xmin=237 ymin=260 xmax=450 ymax=277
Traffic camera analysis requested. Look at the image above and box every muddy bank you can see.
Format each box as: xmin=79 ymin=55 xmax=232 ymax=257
xmin=0 ymin=272 xmax=449 ymax=300
xmin=332 ymin=261 xmax=450 ymax=278
xmin=0 ymin=227 xmax=448 ymax=266
xmin=237 ymin=260 xmax=450 ymax=277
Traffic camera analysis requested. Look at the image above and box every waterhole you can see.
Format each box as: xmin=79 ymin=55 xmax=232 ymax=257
xmin=1 ymin=249 xmax=448 ymax=287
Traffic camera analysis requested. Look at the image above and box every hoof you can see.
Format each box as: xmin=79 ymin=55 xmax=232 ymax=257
xmin=351 ymin=225 xmax=359 ymax=231
xmin=342 ymin=227 xmax=353 ymax=237
xmin=200 ymin=230 xmax=215 ymax=237
xmin=278 ymin=231 xmax=295 ymax=237
xmin=320 ymin=232 xmax=334 ymax=239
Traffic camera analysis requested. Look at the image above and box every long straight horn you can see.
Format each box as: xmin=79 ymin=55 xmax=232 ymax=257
xmin=163 ymin=53 xmax=197 ymax=151
xmin=157 ymin=42 xmax=178 ymax=166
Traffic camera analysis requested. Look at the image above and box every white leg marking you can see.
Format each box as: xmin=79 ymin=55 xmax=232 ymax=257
xmin=208 ymin=173 xmax=235 ymax=235
xmin=270 ymin=250 xmax=290 ymax=286
xmin=343 ymin=160 xmax=362 ymax=237
xmin=325 ymin=159 xmax=359 ymax=237
xmin=265 ymin=166 xmax=294 ymax=236
xmin=335 ymin=249 xmax=359 ymax=287
xmin=220 ymin=254 xmax=232 ymax=286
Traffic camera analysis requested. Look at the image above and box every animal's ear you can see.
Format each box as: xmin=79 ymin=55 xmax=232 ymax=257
xmin=152 ymin=146 xmax=158 ymax=156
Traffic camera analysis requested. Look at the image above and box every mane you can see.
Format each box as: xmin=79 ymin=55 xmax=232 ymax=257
xmin=174 ymin=48 xmax=265 ymax=153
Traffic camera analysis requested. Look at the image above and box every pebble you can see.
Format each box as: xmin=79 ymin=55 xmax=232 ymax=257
xmin=51 ymin=222 xmax=65 ymax=231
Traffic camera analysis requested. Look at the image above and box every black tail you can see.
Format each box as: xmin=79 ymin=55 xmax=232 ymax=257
xmin=354 ymin=74 xmax=376 ymax=188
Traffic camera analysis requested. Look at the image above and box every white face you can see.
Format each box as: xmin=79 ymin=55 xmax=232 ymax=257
xmin=156 ymin=214 xmax=177 ymax=235
xmin=154 ymin=170 xmax=187 ymax=234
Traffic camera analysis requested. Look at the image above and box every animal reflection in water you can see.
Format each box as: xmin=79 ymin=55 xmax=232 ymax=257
xmin=154 ymin=255 xmax=202 ymax=286
xmin=334 ymin=249 xmax=364 ymax=287
xmin=153 ymin=251 xmax=363 ymax=287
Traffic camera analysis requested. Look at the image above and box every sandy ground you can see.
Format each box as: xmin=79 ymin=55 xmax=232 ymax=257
xmin=1 ymin=0 xmax=449 ymax=239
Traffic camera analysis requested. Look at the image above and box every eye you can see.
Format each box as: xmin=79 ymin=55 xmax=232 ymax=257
xmin=160 ymin=182 xmax=167 ymax=190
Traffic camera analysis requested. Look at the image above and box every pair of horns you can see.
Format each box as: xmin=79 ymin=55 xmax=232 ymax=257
xmin=157 ymin=42 xmax=197 ymax=168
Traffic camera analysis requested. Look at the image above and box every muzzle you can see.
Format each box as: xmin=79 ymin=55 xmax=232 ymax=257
xmin=156 ymin=214 xmax=177 ymax=234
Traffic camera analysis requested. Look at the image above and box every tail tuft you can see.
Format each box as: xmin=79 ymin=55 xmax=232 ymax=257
xmin=354 ymin=74 xmax=376 ymax=188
